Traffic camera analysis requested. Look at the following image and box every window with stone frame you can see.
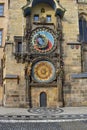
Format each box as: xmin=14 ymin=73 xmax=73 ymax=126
xmin=79 ymin=17 xmax=87 ymax=43
xmin=14 ymin=36 xmax=22 ymax=53
xmin=0 ymin=4 xmax=4 ymax=16
xmin=17 ymin=42 xmax=22 ymax=52
xmin=15 ymin=42 xmax=22 ymax=52
xmin=46 ymin=15 xmax=51 ymax=22
xmin=33 ymin=14 xmax=39 ymax=22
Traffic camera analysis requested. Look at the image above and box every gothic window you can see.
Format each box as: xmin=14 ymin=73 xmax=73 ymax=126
xmin=79 ymin=17 xmax=87 ymax=43
xmin=0 ymin=4 xmax=4 ymax=16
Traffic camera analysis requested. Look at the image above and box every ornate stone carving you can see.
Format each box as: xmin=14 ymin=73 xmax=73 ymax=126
xmin=32 ymin=61 xmax=56 ymax=83
xmin=27 ymin=0 xmax=32 ymax=4
xmin=56 ymin=65 xmax=64 ymax=79
xmin=56 ymin=15 xmax=62 ymax=29
xmin=25 ymin=62 xmax=32 ymax=77
xmin=56 ymin=0 xmax=59 ymax=3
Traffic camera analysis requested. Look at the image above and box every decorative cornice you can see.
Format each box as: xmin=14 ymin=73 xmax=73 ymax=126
xmin=67 ymin=42 xmax=81 ymax=45
xmin=23 ymin=0 xmax=66 ymax=17
xmin=3 ymin=74 xmax=19 ymax=80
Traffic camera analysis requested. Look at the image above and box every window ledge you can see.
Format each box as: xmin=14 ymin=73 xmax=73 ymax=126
xmin=0 ymin=16 xmax=5 ymax=17
xmin=3 ymin=74 xmax=19 ymax=79
xmin=71 ymin=72 xmax=87 ymax=79
xmin=77 ymin=2 xmax=87 ymax=4
xmin=33 ymin=21 xmax=54 ymax=25
xmin=67 ymin=42 xmax=81 ymax=45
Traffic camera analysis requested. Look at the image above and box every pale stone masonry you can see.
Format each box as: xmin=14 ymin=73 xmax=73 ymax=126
xmin=3 ymin=43 xmax=26 ymax=107
xmin=1 ymin=0 xmax=87 ymax=107
xmin=0 ymin=0 xmax=8 ymax=105
xmin=7 ymin=0 xmax=26 ymax=42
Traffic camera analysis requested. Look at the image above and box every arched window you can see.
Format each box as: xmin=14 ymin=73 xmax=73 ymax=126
xmin=79 ymin=17 xmax=87 ymax=43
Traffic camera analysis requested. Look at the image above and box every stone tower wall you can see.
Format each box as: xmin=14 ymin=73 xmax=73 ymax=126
xmin=3 ymin=43 xmax=26 ymax=107
xmin=0 ymin=0 xmax=8 ymax=106
xmin=7 ymin=0 xmax=26 ymax=42
xmin=2 ymin=0 xmax=87 ymax=107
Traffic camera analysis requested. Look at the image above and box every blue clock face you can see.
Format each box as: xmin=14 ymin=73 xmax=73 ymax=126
xmin=30 ymin=27 xmax=56 ymax=53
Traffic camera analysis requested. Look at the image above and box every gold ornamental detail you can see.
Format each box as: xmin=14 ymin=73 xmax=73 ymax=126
xmin=34 ymin=62 xmax=52 ymax=80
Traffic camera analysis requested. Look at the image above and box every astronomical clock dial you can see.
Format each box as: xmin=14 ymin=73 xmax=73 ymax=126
xmin=32 ymin=61 xmax=56 ymax=83
xmin=30 ymin=27 xmax=56 ymax=53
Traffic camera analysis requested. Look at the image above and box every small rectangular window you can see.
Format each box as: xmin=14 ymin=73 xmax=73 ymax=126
xmin=46 ymin=15 xmax=51 ymax=22
xmin=33 ymin=15 xmax=39 ymax=21
xmin=17 ymin=42 xmax=22 ymax=52
xmin=0 ymin=30 xmax=2 ymax=46
xmin=0 ymin=4 xmax=4 ymax=16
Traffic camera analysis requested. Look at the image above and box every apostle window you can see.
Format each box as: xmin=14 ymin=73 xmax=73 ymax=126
xmin=33 ymin=15 xmax=39 ymax=22
xmin=46 ymin=15 xmax=51 ymax=22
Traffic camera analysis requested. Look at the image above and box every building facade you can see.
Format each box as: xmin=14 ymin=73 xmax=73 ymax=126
xmin=0 ymin=0 xmax=8 ymax=105
xmin=1 ymin=0 xmax=87 ymax=107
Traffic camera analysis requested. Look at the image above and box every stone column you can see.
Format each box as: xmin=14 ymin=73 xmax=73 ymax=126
xmin=58 ymin=78 xmax=64 ymax=107
xmin=25 ymin=62 xmax=32 ymax=108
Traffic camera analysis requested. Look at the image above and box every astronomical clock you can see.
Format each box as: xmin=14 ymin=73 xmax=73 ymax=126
xmin=29 ymin=27 xmax=56 ymax=54
xmin=29 ymin=27 xmax=58 ymax=84
xmin=23 ymin=0 xmax=65 ymax=108
xmin=32 ymin=60 xmax=56 ymax=83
